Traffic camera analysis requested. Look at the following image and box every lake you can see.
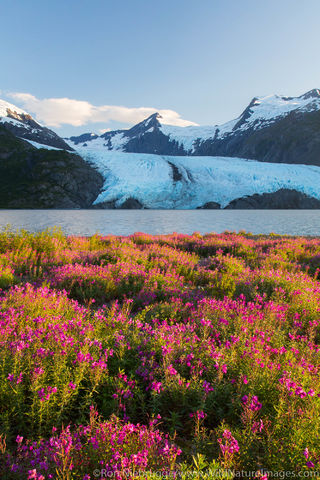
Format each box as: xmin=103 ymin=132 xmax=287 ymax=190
xmin=0 ymin=210 xmax=320 ymax=236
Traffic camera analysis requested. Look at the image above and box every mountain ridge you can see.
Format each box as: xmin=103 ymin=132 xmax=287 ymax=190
xmin=67 ymin=89 xmax=320 ymax=166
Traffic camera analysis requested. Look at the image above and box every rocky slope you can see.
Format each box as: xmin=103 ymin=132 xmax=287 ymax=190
xmin=197 ymin=189 xmax=320 ymax=209
xmin=196 ymin=108 xmax=320 ymax=166
xmin=225 ymin=189 xmax=320 ymax=209
xmin=0 ymin=126 xmax=103 ymax=208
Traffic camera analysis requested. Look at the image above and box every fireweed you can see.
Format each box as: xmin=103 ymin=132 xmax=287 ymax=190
xmin=0 ymin=229 xmax=320 ymax=477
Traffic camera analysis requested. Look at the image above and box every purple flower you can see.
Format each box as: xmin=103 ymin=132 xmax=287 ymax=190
xmin=167 ymin=364 xmax=178 ymax=375
xmin=218 ymin=429 xmax=239 ymax=458
xmin=150 ymin=381 xmax=162 ymax=393
xmin=242 ymin=394 xmax=262 ymax=411
xmin=252 ymin=420 xmax=264 ymax=434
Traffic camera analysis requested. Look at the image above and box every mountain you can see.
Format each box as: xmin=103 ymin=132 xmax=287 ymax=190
xmin=0 ymin=99 xmax=73 ymax=151
xmin=67 ymin=89 xmax=320 ymax=166
xmin=195 ymin=90 xmax=320 ymax=165
xmin=2 ymin=90 xmax=320 ymax=209
xmin=0 ymin=125 xmax=103 ymax=208
xmin=68 ymin=112 xmax=209 ymax=155
xmin=69 ymin=113 xmax=187 ymax=155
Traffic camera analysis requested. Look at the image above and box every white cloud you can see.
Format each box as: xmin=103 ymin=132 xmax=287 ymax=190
xmin=7 ymin=92 xmax=198 ymax=128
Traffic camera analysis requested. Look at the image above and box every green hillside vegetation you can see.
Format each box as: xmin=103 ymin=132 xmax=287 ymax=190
xmin=0 ymin=125 xmax=103 ymax=208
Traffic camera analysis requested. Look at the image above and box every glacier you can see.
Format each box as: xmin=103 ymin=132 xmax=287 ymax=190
xmin=72 ymin=144 xmax=320 ymax=209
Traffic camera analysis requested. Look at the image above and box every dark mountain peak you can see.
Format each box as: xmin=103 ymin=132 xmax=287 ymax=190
xmin=247 ymin=97 xmax=260 ymax=108
xmin=299 ymin=89 xmax=320 ymax=100
xmin=139 ymin=112 xmax=162 ymax=128
xmin=232 ymin=97 xmax=259 ymax=130
xmin=69 ymin=132 xmax=99 ymax=145
xmin=100 ymin=129 xmax=124 ymax=139
xmin=144 ymin=112 xmax=162 ymax=120
xmin=126 ymin=112 xmax=162 ymax=138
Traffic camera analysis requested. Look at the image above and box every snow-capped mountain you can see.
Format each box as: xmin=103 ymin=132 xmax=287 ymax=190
xmin=0 ymin=99 xmax=73 ymax=150
xmin=2 ymin=89 xmax=320 ymax=209
xmin=67 ymin=89 xmax=320 ymax=166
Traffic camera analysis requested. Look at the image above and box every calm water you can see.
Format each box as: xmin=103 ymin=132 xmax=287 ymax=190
xmin=0 ymin=210 xmax=320 ymax=236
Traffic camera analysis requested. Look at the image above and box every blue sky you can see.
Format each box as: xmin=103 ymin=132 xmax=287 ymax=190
xmin=1 ymin=0 xmax=320 ymax=136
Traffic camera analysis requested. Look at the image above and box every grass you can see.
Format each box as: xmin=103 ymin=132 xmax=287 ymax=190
xmin=0 ymin=228 xmax=319 ymax=478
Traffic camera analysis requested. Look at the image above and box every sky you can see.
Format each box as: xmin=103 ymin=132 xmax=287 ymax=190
xmin=1 ymin=0 xmax=320 ymax=136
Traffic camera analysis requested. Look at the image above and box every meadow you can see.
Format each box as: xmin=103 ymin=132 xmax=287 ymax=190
xmin=0 ymin=228 xmax=319 ymax=479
